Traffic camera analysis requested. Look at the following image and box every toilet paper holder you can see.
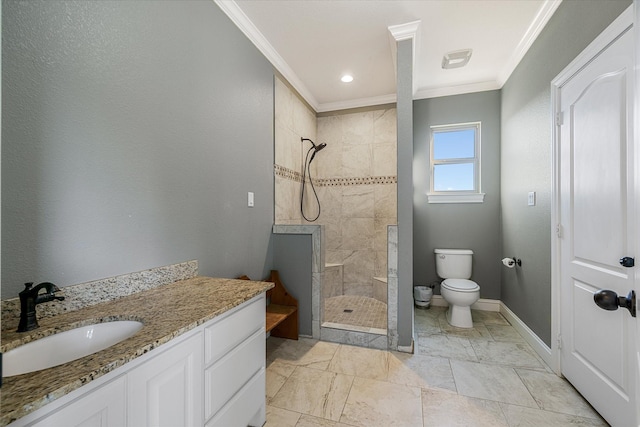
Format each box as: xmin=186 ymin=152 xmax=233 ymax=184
xmin=502 ymin=257 xmax=522 ymax=267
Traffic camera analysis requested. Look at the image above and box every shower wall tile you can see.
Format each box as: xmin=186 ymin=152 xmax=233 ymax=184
xmin=302 ymin=184 xmax=321 ymax=223
xmin=342 ymin=144 xmax=373 ymax=178
xmin=373 ymin=143 xmax=397 ymax=176
xmin=318 ymin=186 xmax=342 ymax=219
xmin=324 ymin=264 xmax=344 ymax=299
xmin=375 ymin=218 xmax=395 ymax=253
xmin=373 ymin=277 xmax=388 ymax=304
xmin=343 ymin=111 xmax=374 ymax=145
xmin=340 ymin=218 xmax=375 ymax=250
xmin=275 ymin=175 xmax=300 ymax=223
xmin=326 ymin=250 xmax=343 ymax=265
xmin=274 ymin=76 xmax=317 ymax=224
xmin=374 ymin=250 xmax=388 ymax=278
xmin=323 ymin=220 xmax=343 ymax=252
xmin=275 ymin=77 xmax=294 ymax=130
xmin=373 ymin=108 xmax=397 ymax=145
xmin=275 ymin=123 xmax=302 ymax=172
xmin=343 ymin=249 xmax=375 ymax=285
xmin=374 ymin=184 xmax=397 ymax=219
xmin=342 ymin=186 xmax=374 ymax=219
xmin=293 ymin=96 xmax=317 ymax=141
xmin=317 ymin=115 xmax=344 ymax=178
xmin=318 ymin=115 xmax=343 ymax=146
xmin=317 ymin=143 xmax=343 ymax=178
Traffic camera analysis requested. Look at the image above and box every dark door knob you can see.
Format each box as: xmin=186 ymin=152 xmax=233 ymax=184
xmin=594 ymin=289 xmax=636 ymax=317
xmin=620 ymin=257 xmax=635 ymax=267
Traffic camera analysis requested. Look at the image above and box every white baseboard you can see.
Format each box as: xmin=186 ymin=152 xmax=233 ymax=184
xmin=500 ymin=302 xmax=553 ymax=369
xmin=430 ymin=295 xmax=448 ymax=307
xmin=430 ymin=295 xmax=501 ymax=312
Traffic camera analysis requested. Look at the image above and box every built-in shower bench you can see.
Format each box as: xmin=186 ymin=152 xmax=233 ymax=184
xmin=238 ymin=270 xmax=298 ymax=340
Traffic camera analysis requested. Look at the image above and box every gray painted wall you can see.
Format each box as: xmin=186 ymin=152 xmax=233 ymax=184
xmin=273 ymin=234 xmax=313 ymax=336
xmin=414 ymin=91 xmax=501 ymax=299
xmin=2 ymin=1 xmax=275 ymax=298
xmin=501 ymin=0 xmax=631 ymax=345
xmin=396 ymin=39 xmax=414 ymax=348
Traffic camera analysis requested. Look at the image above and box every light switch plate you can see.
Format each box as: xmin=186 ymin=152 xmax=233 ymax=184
xmin=248 ymin=192 xmax=254 ymax=207
xmin=528 ymin=191 xmax=536 ymax=206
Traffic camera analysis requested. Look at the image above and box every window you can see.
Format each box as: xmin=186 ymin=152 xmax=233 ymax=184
xmin=428 ymin=122 xmax=484 ymax=203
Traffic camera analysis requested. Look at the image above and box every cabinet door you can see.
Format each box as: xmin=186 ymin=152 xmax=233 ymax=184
xmin=128 ymin=332 xmax=203 ymax=427
xmin=30 ymin=375 xmax=126 ymax=427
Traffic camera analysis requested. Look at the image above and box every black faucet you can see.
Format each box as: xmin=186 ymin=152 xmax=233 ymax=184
xmin=17 ymin=282 xmax=65 ymax=332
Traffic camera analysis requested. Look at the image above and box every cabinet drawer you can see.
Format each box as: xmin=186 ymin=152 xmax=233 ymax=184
xmin=204 ymin=294 xmax=264 ymax=365
xmin=204 ymin=329 xmax=265 ymax=419
xmin=205 ymin=369 xmax=265 ymax=427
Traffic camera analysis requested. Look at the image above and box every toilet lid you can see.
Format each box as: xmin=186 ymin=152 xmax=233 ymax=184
xmin=441 ymin=279 xmax=479 ymax=292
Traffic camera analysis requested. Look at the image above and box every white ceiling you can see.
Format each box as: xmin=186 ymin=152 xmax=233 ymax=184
xmin=216 ymin=0 xmax=562 ymax=112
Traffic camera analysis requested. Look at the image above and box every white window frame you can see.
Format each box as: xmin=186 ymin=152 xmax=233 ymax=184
xmin=428 ymin=122 xmax=484 ymax=204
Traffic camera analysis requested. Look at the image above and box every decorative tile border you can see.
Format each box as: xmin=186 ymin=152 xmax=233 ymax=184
xmin=274 ymin=164 xmax=304 ymax=183
xmin=275 ymin=163 xmax=397 ymax=187
xmin=317 ymin=176 xmax=397 ymax=186
xmin=2 ymin=260 xmax=198 ymax=331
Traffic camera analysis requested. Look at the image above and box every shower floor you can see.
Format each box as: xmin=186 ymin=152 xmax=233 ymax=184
xmin=323 ymin=295 xmax=387 ymax=334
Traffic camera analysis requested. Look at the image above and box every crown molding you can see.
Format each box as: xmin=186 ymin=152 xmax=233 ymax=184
xmin=388 ymin=20 xmax=421 ymax=42
xmin=497 ymin=0 xmax=562 ymax=86
xmin=214 ymin=0 xmax=319 ymax=111
xmin=316 ymin=93 xmax=397 ymax=113
xmin=388 ymin=20 xmax=421 ymax=95
xmin=414 ymin=80 xmax=501 ymax=100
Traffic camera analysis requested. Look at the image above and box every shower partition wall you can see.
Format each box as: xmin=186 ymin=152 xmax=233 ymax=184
xmin=274 ymin=76 xmax=397 ymax=340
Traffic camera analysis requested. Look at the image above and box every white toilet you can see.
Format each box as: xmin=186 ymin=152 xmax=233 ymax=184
xmin=435 ymin=249 xmax=480 ymax=328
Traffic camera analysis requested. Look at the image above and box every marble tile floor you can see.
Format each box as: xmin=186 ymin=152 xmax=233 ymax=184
xmin=323 ymin=295 xmax=387 ymax=332
xmin=265 ymin=306 xmax=608 ymax=427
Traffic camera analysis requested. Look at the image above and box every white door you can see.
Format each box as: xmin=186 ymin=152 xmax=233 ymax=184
xmin=558 ymin=11 xmax=638 ymax=427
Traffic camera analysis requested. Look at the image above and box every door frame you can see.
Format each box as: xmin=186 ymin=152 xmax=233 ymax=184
xmin=634 ymin=1 xmax=640 ymax=424
xmin=550 ymin=2 xmax=635 ymax=377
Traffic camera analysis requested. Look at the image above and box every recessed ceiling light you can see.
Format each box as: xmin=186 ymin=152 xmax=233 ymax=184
xmin=341 ymin=74 xmax=354 ymax=83
xmin=442 ymin=49 xmax=473 ymax=69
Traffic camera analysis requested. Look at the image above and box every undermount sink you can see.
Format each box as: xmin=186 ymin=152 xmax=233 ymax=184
xmin=3 ymin=320 xmax=144 ymax=377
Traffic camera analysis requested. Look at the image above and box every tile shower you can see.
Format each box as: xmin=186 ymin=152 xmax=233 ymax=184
xmin=274 ymin=77 xmax=397 ymax=337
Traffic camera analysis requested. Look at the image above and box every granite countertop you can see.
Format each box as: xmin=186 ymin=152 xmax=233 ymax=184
xmin=0 ymin=276 xmax=274 ymax=426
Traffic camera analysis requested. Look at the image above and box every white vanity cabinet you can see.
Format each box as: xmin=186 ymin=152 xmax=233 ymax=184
xmin=128 ymin=332 xmax=203 ymax=427
xmin=203 ymin=295 xmax=266 ymax=426
xmin=11 ymin=293 xmax=267 ymax=427
xmin=29 ymin=375 xmax=127 ymax=427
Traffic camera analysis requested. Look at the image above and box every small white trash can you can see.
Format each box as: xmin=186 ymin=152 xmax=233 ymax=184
xmin=414 ymin=286 xmax=433 ymax=308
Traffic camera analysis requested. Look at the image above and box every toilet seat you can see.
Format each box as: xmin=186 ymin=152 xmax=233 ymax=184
xmin=441 ymin=279 xmax=479 ymax=293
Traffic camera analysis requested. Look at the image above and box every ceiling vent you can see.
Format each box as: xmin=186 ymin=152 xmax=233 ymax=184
xmin=442 ymin=49 xmax=473 ymax=69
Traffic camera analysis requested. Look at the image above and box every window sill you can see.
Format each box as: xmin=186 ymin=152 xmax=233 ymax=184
xmin=427 ymin=193 xmax=485 ymax=204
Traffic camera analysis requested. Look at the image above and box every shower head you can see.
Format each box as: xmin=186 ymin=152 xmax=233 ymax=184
xmin=302 ymin=138 xmax=327 ymax=162
xmin=301 ymin=137 xmax=327 ymax=151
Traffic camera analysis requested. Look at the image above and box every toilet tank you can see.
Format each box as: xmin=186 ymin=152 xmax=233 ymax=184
xmin=435 ymin=249 xmax=473 ymax=279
